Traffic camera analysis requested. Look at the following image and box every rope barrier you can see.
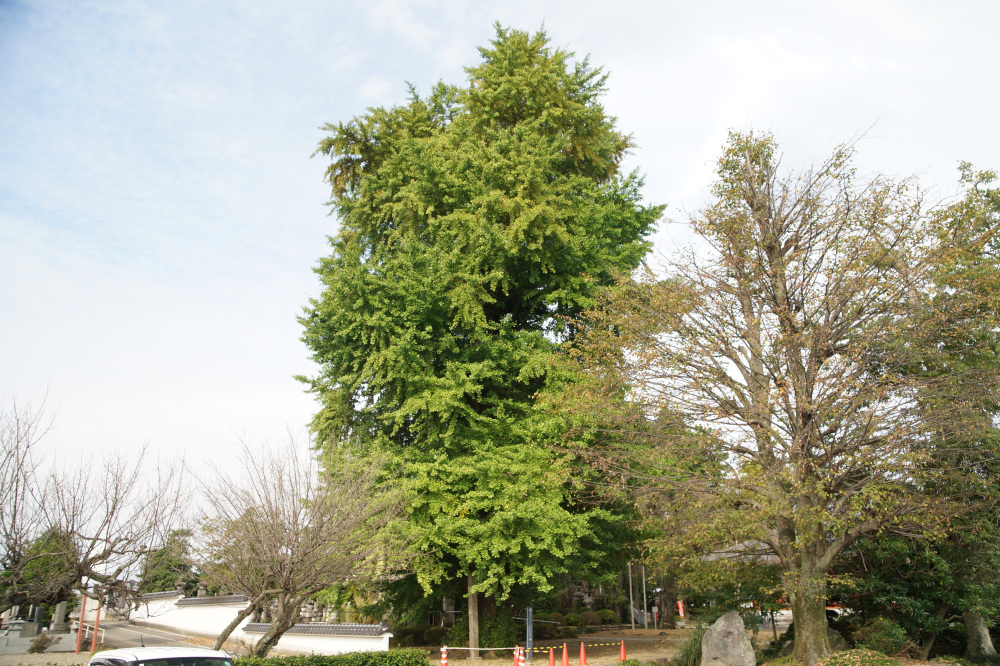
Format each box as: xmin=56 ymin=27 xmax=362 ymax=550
xmin=440 ymin=642 xmax=628 ymax=652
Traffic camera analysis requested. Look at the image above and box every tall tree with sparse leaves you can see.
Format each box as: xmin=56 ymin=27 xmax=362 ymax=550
xmin=301 ymin=25 xmax=661 ymax=651
xmin=570 ymin=133 xmax=1000 ymax=666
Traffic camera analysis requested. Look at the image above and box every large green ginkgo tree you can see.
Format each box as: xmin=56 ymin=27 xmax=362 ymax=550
xmin=299 ymin=25 xmax=661 ymax=649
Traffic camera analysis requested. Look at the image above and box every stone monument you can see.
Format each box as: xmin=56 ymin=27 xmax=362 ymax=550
xmin=701 ymin=611 xmax=755 ymax=666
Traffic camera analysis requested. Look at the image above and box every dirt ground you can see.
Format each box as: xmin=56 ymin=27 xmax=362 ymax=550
xmin=433 ymin=627 xmax=693 ymax=666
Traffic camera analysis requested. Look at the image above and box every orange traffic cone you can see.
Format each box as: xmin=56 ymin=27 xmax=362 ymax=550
xmin=519 ymin=647 xmax=526 ymax=666
xmin=513 ymin=646 xmax=521 ymax=666
xmin=441 ymin=646 xmax=448 ymax=666
xmin=619 ymin=640 xmax=627 ymax=663
xmin=562 ymin=643 xmax=569 ymax=666
xmin=579 ymin=642 xmax=588 ymax=666
xmin=548 ymin=648 xmax=555 ymax=666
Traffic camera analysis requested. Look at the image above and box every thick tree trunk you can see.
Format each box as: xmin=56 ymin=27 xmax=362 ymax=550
xmin=788 ymin=567 xmax=831 ymax=666
xmin=964 ymin=610 xmax=997 ymax=659
xmin=468 ymin=574 xmax=480 ymax=661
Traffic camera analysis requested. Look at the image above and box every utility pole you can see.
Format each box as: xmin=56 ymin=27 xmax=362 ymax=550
xmin=628 ymin=563 xmax=635 ymax=633
xmin=642 ymin=565 xmax=648 ymax=630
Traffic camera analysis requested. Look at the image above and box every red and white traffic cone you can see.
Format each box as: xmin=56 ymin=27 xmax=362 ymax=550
xmin=519 ymin=645 xmax=526 ymax=666
xmin=441 ymin=646 xmax=448 ymax=666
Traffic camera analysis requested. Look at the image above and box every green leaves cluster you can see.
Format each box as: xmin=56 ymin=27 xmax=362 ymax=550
xmin=301 ymin=25 xmax=661 ymax=601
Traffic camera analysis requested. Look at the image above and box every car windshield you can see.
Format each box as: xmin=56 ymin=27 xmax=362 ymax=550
xmin=136 ymin=659 xmax=233 ymax=666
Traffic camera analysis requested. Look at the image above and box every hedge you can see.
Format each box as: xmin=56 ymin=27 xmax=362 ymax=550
xmin=236 ymin=649 xmax=430 ymax=666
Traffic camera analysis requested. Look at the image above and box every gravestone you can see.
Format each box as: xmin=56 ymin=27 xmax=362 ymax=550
xmin=50 ymin=602 xmax=69 ymax=632
xmin=701 ymin=611 xmax=755 ymax=666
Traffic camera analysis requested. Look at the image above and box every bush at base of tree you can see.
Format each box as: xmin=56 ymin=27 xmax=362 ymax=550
xmin=853 ymin=618 xmax=911 ymax=657
xmin=235 ymin=650 xmax=430 ymax=666
xmin=581 ymin=610 xmax=601 ymax=626
xmin=564 ymin=613 xmax=584 ymax=627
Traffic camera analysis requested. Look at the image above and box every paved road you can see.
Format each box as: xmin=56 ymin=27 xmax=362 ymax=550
xmin=97 ymin=623 xmax=206 ymax=649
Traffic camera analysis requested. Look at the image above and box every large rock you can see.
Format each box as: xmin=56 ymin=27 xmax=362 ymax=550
xmin=701 ymin=611 xmax=755 ymax=666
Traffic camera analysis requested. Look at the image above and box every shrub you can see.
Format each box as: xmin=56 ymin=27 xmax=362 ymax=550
xmin=597 ymin=609 xmax=620 ymax=624
xmin=564 ymin=613 xmax=584 ymax=627
xmin=235 ymin=650 xmax=431 ymax=666
xmin=816 ymin=649 xmax=899 ymax=666
xmin=424 ymin=627 xmax=444 ymax=646
xmin=669 ymin=625 xmax=706 ymax=666
xmin=445 ymin=614 xmax=469 ymax=647
xmin=581 ymin=610 xmax=601 ymax=626
xmin=548 ymin=612 xmax=565 ymax=625
xmin=853 ymin=618 xmax=910 ymax=656
xmin=28 ymin=633 xmax=57 ymax=654
xmin=481 ymin=614 xmax=517 ymax=652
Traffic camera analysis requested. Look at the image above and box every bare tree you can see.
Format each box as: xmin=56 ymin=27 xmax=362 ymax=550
xmin=571 ymin=133 xmax=1000 ymax=665
xmin=1 ymin=398 xmax=186 ymax=614
xmin=198 ymin=441 xmax=407 ymax=657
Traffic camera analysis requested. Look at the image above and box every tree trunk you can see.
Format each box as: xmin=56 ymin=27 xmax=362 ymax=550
xmin=252 ymin=596 xmax=300 ymax=658
xmin=917 ymin=634 xmax=936 ymax=661
xmin=964 ymin=610 xmax=997 ymax=659
xmin=660 ymin=576 xmax=678 ymax=629
xmin=788 ymin=566 xmax=831 ymax=666
xmin=213 ymin=593 xmax=267 ymax=651
xmin=916 ymin=605 xmax=947 ymax=661
xmin=468 ymin=573 xmax=480 ymax=661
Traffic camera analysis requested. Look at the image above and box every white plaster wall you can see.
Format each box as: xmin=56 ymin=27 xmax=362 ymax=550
xmin=131 ymin=596 xmax=183 ymax=623
xmin=140 ymin=602 xmax=251 ymax=638
xmin=129 ymin=598 xmax=391 ymax=655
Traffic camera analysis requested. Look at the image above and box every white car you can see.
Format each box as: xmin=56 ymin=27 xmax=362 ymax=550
xmin=88 ymin=647 xmax=234 ymax=666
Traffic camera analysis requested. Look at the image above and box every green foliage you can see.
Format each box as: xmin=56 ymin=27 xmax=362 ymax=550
xmin=303 ymin=23 xmax=659 ymax=609
xmin=444 ymin=613 xmax=469 ymax=647
xmin=481 ymin=613 xmax=518 ymax=650
xmin=621 ymin=660 xmax=643 ymax=666
xmin=581 ymin=610 xmax=601 ymax=625
xmin=1 ymin=528 xmax=78 ymax=611
xmin=234 ymin=650 xmax=430 ymax=666
xmin=668 ymin=626 xmax=705 ymax=666
xmin=597 ymin=608 xmax=619 ymax=624
xmin=563 ymin=612 xmax=583 ymax=627
xmin=548 ymin=612 xmax=565 ymax=625
xmin=815 ymin=649 xmax=899 ymax=666
xmin=141 ymin=529 xmax=197 ymax=595
xmin=853 ymin=618 xmax=911 ymax=657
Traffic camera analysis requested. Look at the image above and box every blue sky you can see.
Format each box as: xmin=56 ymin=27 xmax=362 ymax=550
xmin=2 ymin=0 xmax=998 ymax=465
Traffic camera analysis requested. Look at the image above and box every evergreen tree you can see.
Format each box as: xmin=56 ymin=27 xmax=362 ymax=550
xmin=301 ymin=25 xmax=661 ymax=649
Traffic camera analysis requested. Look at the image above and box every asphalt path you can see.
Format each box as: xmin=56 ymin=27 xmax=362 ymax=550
xmin=96 ymin=623 xmax=206 ymax=649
